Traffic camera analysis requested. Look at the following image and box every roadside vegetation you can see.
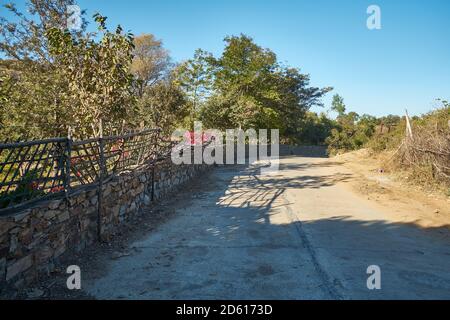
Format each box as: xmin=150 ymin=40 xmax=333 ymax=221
xmin=326 ymin=95 xmax=449 ymax=194
xmin=1 ymin=0 xmax=448 ymax=193
xmin=0 ymin=0 xmax=331 ymax=141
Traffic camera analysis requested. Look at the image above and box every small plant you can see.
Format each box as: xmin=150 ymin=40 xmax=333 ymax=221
xmin=0 ymin=168 xmax=44 ymax=208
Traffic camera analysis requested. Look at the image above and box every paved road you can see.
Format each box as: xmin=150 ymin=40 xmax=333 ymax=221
xmin=86 ymin=155 xmax=450 ymax=299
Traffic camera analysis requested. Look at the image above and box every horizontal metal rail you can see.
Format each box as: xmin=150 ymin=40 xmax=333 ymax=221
xmin=0 ymin=128 xmax=189 ymax=214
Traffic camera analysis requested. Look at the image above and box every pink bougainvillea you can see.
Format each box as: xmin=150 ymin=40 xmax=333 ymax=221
xmin=184 ymin=131 xmax=211 ymax=145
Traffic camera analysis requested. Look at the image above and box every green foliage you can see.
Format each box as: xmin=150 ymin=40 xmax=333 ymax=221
xmin=46 ymin=15 xmax=136 ymax=137
xmin=326 ymin=99 xmax=381 ymax=154
xmin=173 ymin=49 xmax=214 ymax=127
xmin=0 ymin=0 xmax=87 ymax=62
xmin=324 ymin=94 xmax=407 ymax=155
xmin=137 ymin=80 xmax=188 ymax=135
xmin=192 ymin=34 xmax=331 ymax=140
xmin=1 ymin=1 xmax=332 ymax=143
xmin=331 ymin=94 xmax=346 ymax=116
xmin=297 ymin=112 xmax=336 ymax=145
xmin=131 ymin=33 xmax=171 ymax=97
xmin=0 ymin=59 xmax=72 ymax=140
xmin=367 ymin=120 xmax=404 ymax=152
xmin=0 ymin=169 xmax=44 ymax=209
xmin=0 ymin=1 xmax=138 ymax=140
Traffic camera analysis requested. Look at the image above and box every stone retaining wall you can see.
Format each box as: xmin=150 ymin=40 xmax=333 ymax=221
xmin=0 ymin=160 xmax=211 ymax=289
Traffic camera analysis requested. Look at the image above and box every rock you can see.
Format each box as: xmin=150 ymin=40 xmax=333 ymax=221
xmin=58 ymin=211 xmax=70 ymax=223
xmin=111 ymin=206 xmax=120 ymax=217
xmin=6 ymin=255 xmax=33 ymax=281
xmin=90 ymin=196 xmax=98 ymax=205
xmin=48 ymin=199 xmax=62 ymax=210
xmin=144 ymin=195 xmax=151 ymax=206
xmin=18 ymin=228 xmax=33 ymax=246
xmin=103 ymin=185 xmax=112 ymax=196
xmin=35 ymin=246 xmax=54 ymax=264
xmin=0 ymin=220 xmax=14 ymax=237
xmin=9 ymin=233 xmax=19 ymax=256
xmin=43 ymin=210 xmax=58 ymax=220
xmin=14 ymin=210 xmax=31 ymax=223
xmin=53 ymin=244 xmax=66 ymax=258
xmin=0 ymin=258 xmax=6 ymax=282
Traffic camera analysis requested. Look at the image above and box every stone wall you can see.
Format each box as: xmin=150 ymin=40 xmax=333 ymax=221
xmin=0 ymin=160 xmax=211 ymax=289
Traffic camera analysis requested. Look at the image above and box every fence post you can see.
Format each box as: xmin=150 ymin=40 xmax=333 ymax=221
xmin=150 ymin=129 xmax=159 ymax=202
xmin=65 ymin=127 xmax=72 ymax=200
xmin=151 ymin=166 xmax=155 ymax=201
xmin=97 ymin=121 xmax=105 ymax=242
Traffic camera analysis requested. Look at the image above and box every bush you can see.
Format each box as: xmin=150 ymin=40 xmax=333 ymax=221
xmin=392 ymin=103 xmax=450 ymax=189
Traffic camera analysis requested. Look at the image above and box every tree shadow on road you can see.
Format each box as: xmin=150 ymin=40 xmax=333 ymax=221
xmin=207 ymin=164 xmax=450 ymax=299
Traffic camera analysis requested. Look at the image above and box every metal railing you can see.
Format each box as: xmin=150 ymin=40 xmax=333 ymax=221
xmin=0 ymin=128 xmax=177 ymax=214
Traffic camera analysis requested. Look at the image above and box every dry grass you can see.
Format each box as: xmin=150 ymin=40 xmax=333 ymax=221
xmin=381 ymin=108 xmax=450 ymax=196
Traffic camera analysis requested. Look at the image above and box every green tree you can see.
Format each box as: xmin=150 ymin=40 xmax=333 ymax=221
xmin=0 ymin=0 xmax=86 ymax=62
xmin=0 ymin=0 xmax=86 ymax=139
xmin=199 ymin=34 xmax=331 ymax=139
xmin=45 ymin=14 xmax=136 ymax=137
xmin=131 ymin=33 xmax=171 ymax=97
xmin=0 ymin=59 xmax=72 ymax=140
xmin=173 ymin=49 xmax=214 ymax=127
xmin=331 ymin=94 xmax=346 ymax=117
xmin=298 ymin=111 xmax=336 ymax=145
xmin=137 ymin=79 xmax=188 ymax=135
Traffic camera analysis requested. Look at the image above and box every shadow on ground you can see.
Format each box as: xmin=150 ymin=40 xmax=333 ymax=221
xmin=81 ymin=153 xmax=450 ymax=300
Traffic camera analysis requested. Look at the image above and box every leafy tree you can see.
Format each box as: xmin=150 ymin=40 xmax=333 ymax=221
xmin=174 ymin=49 xmax=214 ymax=126
xmin=0 ymin=0 xmax=87 ymax=139
xmin=271 ymin=67 xmax=331 ymax=141
xmin=326 ymin=99 xmax=381 ymax=154
xmin=331 ymin=94 xmax=346 ymax=117
xmin=137 ymin=79 xmax=188 ymax=135
xmin=131 ymin=33 xmax=171 ymax=97
xmin=298 ymin=111 xmax=336 ymax=145
xmin=0 ymin=0 xmax=86 ymax=62
xmin=0 ymin=59 xmax=72 ymax=140
xmin=45 ymin=14 xmax=136 ymax=137
xmin=199 ymin=34 xmax=331 ymax=140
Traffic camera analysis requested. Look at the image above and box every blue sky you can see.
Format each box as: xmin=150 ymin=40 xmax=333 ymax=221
xmin=2 ymin=0 xmax=450 ymax=117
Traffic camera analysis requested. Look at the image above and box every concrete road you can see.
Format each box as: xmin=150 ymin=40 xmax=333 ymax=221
xmin=86 ymin=155 xmax=450 ymax=299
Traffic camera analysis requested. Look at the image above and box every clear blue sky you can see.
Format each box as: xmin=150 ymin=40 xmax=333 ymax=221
xmin=3 ymin=0 xmax=450 ymax=117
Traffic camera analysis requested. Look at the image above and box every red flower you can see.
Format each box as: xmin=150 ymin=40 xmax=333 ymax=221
xmin=184 ymin=131 xmax=210 ymax=145
xmin=30 ymin=181 xmax=39 ymax=190
xmin=50 ymin=186 xmax=64 ymax=193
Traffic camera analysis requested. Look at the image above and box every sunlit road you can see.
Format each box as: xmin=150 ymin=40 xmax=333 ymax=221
xmin=85 ymin=154 xmax=450 ymax=299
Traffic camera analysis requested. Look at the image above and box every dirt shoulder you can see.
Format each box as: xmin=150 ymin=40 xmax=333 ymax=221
xmin=334 ymin=149 xmax=450 ymax=229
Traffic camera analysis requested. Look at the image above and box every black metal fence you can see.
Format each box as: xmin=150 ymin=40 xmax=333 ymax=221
xmin=0 ymin=128 xmax=177 ymax=213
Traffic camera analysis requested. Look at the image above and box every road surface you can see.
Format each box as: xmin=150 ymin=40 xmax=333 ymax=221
xmin=85 ymin=154 xmax=450 ymax=299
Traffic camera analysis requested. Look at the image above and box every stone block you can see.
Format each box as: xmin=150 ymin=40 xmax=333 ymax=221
xmin=13 ymin=210 xmax=31 ymax=223
xmin=58 ymin=211 xmax=70 ymax=223
xmin=35 ymin=246 xmax=53 ymax=264
xmin=43 ymin=210 xmax=59 ymax=220
xmin=0 ymin=257 xmax=5 ymax=282
xmin=6 ymin=254 xmax=33 ymax=281
xmin=0 ymin=220 xmax=14 ymax=237
xmin=48 ymin=199 xmax=62 ymax=210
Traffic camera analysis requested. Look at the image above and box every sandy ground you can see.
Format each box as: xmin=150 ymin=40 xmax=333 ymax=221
xmin=336 ymin=149 xmax=450 ymax=229
xmin=5 ymin=150 xmax=449 ymax=299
